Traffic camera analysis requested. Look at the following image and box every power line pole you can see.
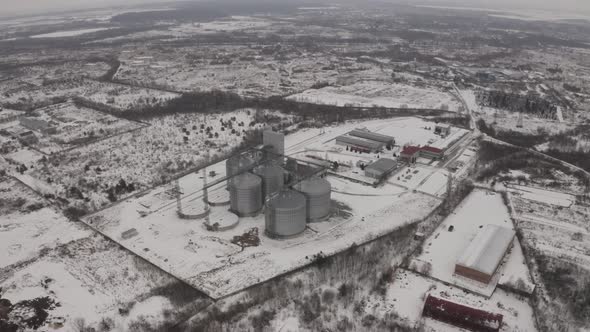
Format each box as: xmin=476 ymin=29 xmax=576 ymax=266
xmin=516 ymin=112 xmax=524 ymax=128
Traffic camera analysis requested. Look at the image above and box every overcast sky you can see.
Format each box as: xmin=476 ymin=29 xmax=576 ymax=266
xmin=0 ymin=0 xmax=589 ymax=17
xmin=422 ymin=0 xmax=590 ymax=13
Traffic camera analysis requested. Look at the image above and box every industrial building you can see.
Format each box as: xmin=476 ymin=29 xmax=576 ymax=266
xmin=434 ymin=124 xmax=452 ymax=137
xmin=400 ymin=145 xmax=444 ymax=163
xmin=335 ymin=128 xmax=396 ymax=153
xmin=422 ymin=295 xmax=503 ymax=332
xmin=265 ymin=190 xmax=307 ymax=239
xmin=420 ymin=146 xmax=444 ymax=160
xmin=364 ymin=158 xmax=397 ymax=179
xmin=19 ymin=117 xmax=57 ymax=134
xmin=263 ymin=128 xmax=285 ymax=156
xmin=455 ymin=225 xmax=516 ymax=284
xmin=335 ymin=135 xmax=384 ymax=153
xmin=400 ymin=145 xmax=421 ymax=163
xmin=349 ymin=129 xmax=395 ymax=146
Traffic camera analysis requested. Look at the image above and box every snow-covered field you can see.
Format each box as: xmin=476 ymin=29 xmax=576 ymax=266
xmin=0 ymin=177 xmax=206 ymax=330
xmin=31 ymin=110 xmax=261 ymax=210
xmin=507 ymin=184 xmax=576 ymax=208
xmin=2 ymin=79 xmax=179 ymax=112
xmin=6 ymin=102 xmax=144 ymax=154
xmin=512 ymin=195 xmax=590 ymax=270
xmin=287 ymin=81 xmax=462 ymax=111
xmin=365 ymin=269 xmax=537 ymax=331
xmin=92 ymin=16 xmax=271 ymax=44
xmin=411 ymin=189 xmax=533 ymax=297
xmin=30 ymin=27 xmax=112 ymax=38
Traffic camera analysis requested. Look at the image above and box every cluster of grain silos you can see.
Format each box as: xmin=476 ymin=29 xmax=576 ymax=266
xmin=226 ymin=154 xmax=257 ymax=189
xmin=264 ymin=176 xmax=332 ymax=239
xmin=253 ymin=163 xmax=284 ymax=200
xmin=295 ymin=177 xmax=332 ymax=222
xmin=224 ymin=149 xmax=333 ymax=239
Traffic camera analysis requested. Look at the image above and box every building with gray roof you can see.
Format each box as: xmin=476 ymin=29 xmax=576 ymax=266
xmin=364 ymin=158 xmax=398 ymax=179
xmin=349 ymin=129 xmax=395 ymax=145
xmin=454 ymin=224 xmax=515 ymax=284
xmin=335 ymin=135 xmax=384 ymax=152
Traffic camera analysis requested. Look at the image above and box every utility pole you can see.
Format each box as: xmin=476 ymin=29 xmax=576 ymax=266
xmin=516 ymin=112 xmax=524 ymax=128
xmin=175 ymin=179 xmax=182 ymax=216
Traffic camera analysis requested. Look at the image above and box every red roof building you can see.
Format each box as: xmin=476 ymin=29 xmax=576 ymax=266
xmin=420 ymin=146 xmax=443 ymax=154
xmin=422 ymin=295 xmax=503 ymax=332
xmin=400 ymin=145 xmax=421 ymax=163
xmin=400 ymin=146 xmax=444 ymax=163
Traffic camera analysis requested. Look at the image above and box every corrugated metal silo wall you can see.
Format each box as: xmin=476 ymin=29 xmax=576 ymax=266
xmin=265 ymin=192 xmax=306 ymax=238
xmin=230 ymin=173 xmax=262 ymax=216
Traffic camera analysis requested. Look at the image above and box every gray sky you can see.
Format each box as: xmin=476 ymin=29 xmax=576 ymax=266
xmin=0 ymin=0 xmax=589 ymax=17
xmin=422 ymin=0 xmax=590 ymax=13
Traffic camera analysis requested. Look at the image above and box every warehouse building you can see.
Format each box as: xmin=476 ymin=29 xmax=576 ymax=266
xmin=335 ymin=135 xmax=384 ymax=153
xmin=16 ymin=130 xmax=39 ymax=145
xmin=400 ymin=145 xmax=444 ymax=163
xmin=349 ymin=129 xmax=395 ymax=146
xmin=420 ymin=146 xmax=444 ymax=160
xmin=19 ymin=117 xmax=57 ymax=134
xmin=365 ymin=158 xmax=397 ymax=179
xmin=422 ymin=295 xmax=503 ymax=332
xmin=455 ymin=225 xmax=516 ymax=284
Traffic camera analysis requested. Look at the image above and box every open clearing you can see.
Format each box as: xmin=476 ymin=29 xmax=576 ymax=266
xmin=364 ymin=269 xmax=537 ymax=331
xmin=0 ymin=177 xmax=205 ymax=330
xmin=411 ymin=189 xmax=534 ymax=297
xmin=287 ymin=81 xmax=462 ymax=111
xmin=5 ymin=102 xmax=145 ymax=154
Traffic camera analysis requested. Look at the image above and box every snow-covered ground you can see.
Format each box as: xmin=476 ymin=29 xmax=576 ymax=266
xmin=83 ymin=167 xmax=440 ymax=299
xmin=506 ymin=184 xmax=576 ymax=208
xmin=30 ymin=27 xmax=112 ymax=38
xmin=287 ymin=82 xmax=462 ymax=111
xmin=0 ymin=177 xmax=205 ymax=330
xmin=91 ymin=16 xmax=271 ymax=44
xmin=512 ymin=195 xmax=590 ymax=270
xmin=2 ymin=79 xmax=179 ymax=113
xmin=411 ymin=189 xmax=533 ymax=297
xmin=365 ymin=269 xmax=537 ymax=331
xmin=5 ymin=102 xmax=145 ymax=154
xmin=81 ymin=118 xmax=451 ymax=299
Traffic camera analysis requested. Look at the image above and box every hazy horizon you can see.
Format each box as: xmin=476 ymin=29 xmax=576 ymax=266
xmin=0 ymin=0 xmax=589 ymax=18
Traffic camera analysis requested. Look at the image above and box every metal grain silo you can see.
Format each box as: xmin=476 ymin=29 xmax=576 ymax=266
xmin=253 ymin=163 xmax=284 ymax=200
xmin=230 ymin=172 xmax=262 ymax=217
xmin=295 ymin=177 xmax=331 ymax=222
xmin=226 ymin=154 xmax=256 ymax=189
xmin=265 ymin=190 xmax=307 ymax=239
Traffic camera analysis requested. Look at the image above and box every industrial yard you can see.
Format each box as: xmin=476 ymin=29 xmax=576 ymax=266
xmin=82 ymin=117 xmax=467 ymax=299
